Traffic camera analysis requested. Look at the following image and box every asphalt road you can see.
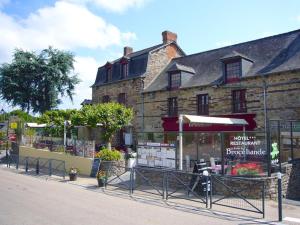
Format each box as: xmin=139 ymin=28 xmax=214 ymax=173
xmin=0 ymin=167 xmax=281 ymax=225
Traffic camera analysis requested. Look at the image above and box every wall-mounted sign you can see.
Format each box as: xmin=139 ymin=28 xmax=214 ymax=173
xmin=10 ymin=122 xmax=18 ymax=129
xmin=225 ymin=135 xmax=266 ymax=160
xmin=137 ymin=142 xmax=176 ymax=168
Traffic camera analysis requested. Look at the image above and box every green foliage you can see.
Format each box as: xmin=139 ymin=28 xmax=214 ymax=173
xmin=9 ymin=110 xmax=36 ymax=122
xmin=0 ymin=47 xmax=80 ymax=113
xmin=94 ymin=148 xmax=122 ymax=161
xmin=38 ymin=109 xmax=77 ymax=137
xmin=71 ymin=103 xmax=133 ymax=147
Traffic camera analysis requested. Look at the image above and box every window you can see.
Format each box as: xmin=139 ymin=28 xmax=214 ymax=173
xmin=106 ymin=67 xmax=112 ymax=82
xmin=232 ymin=90 xmax=247 ymax=113
xmin=168 ymin=97 xmax=178 ymax=116
xmin=225 ymin=60 xmax=241 ymax=83
xmin=102 ymin=95 xmax=110 ymax=103
xmin=120 ymin=63 xmax=128 ymax=79
xmin=169 ymin=72 xmax=181 ymax=89
xmin=118 ymin=93 xmax=126 ymax=105
xmin=197 ymin=94 xmax=209 ymax=115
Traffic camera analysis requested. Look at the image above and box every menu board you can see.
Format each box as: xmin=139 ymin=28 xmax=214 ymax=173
xmin=137 ymin=142 xmax=176 ymax=169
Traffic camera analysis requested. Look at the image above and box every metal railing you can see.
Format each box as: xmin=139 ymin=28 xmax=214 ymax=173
xmin=210 ymin=174 xmax=265 ymax=217
xmin=3 ymin=154 xmax=66 ymax=178
xmin=102 ymin=165 xmax=265 ymax=216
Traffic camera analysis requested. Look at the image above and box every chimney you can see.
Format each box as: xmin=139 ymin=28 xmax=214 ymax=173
xmin=123 ymin=46 xmax=133 ymax=56
xmin=162 ymin=31 xmax=177 ymax=44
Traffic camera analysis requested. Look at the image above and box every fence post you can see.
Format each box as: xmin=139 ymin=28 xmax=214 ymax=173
xmin=36 ymin=158 xmax=40 ymax=175
xmin=49 ymin=160 xmax=52 ymax=176
xmin=25 ymin=157 xmax=28 ymax=172
xmin=262 ymin=180 xmax=265 ymax=218
xmin=63 ymin=161 xmax=66 ymax=179
xmin=163 ymin=171 xmax=167 ymax=200
xmin=210 ymin=175 xmax=212 ymax=209
xmin=129 ymin=168 xmax=133 ymax=195
xmin=105 ymin=167 xmax=108 ymax=189
xmin=203 ymin=170 xmax=209 ymax=208
xmin=16 ymin=155 xmax=19 ymax=170
xmin=278 ymin=172 xmax=282 ymax=221
xmin=165 ymin=171 xmax=169 ymax=200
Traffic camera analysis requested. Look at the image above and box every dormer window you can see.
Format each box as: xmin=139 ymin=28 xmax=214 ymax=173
xmin=105 ymin=63 xmax=112 ymax=83
xmin=106 ymin=67 xmax=112 ymax=82
xmin=169 ymin=72 xmax=181 ymax=89
xmin=167 ymin=63 xmax=195 ymax=90
xmin=120 ymin=59 xmax=128 ymax=79
xmin=225 ymin=60 xmax=241 ymax=83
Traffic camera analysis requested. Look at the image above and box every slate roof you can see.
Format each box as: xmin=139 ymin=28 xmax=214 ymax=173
xmin=144 ymin=29 xmax=300 ymax=93
xmin=167 ymin=63 xmax=195 ymax=74
xmin=81 ymin=99 xmax=92 ymax=105
xmin=93 ymin=42 xmax=185 ymax=87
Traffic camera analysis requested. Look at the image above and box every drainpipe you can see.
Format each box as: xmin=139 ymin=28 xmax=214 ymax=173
xmin=179 ymin=114 xmax=183 ymax=170
xmin=141 ymin=79 xmax=145 ymax=133
xmin=263 ymin=80 xmax=271 ymax=177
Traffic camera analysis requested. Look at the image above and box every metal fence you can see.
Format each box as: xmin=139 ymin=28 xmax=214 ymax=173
xmin=102 ymin=165 xmax=265 ymax=217
xmin=210 ymin=175 xmax=265 ymax=217
xmin=3 ymin=154 xmax=66 ymax=178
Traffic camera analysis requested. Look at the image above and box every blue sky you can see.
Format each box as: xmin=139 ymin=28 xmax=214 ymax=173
xmin=0 ymin=0 xmax=300 ymax=112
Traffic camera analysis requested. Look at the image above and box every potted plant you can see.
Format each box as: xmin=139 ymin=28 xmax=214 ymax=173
xmin=69 ymin=167 xmax=78 ymax=181
xmin=94 ymin=148 xmax=125 ymax=178
xmin=126 ymin=152 xmax=137 ymax=168
xmin=96 ymin=170 xmax=107 ymax=187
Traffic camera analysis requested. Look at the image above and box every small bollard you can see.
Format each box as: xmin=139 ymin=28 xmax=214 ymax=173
xmin=36 ymin=159 xmax=40 ymax=175
xmin=25 ymin=158 xmax=29 ymax=172
xmin=277 ymin=172 xmax=282 ymax=222
xmin=203 ymin=170 xmax=209 ymax=209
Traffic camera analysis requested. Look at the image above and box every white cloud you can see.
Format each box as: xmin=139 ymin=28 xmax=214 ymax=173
xmin=60 ymin=56 xmax=101 ymax=109
xmin=0 ymin=1 xmax=137 ymax=63
xmin=64 ymin=0 xmax=148 ymax=13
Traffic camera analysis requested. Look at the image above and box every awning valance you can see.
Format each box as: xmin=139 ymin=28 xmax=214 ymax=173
xmin=182 ymin=115 xmax=248 ymax=126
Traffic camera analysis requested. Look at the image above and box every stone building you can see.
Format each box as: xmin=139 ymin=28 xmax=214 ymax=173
xmin=92 ymin=31 xmax=185 ymax=146
xmin=142 ymin=29 xmax=300 ymax=162
xmin=91 ymin=29 xmax=300 ymax=158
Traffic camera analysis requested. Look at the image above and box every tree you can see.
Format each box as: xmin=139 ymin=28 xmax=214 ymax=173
xmin=71 ymin=103 xmax=134 ymax=149
xmin=0 ymin=47 xmax=80 ymax=113
xmin=9 ymin=110 xmax=36 ymax=122
xmin=38 ymin=109 xmax=77 ymax=137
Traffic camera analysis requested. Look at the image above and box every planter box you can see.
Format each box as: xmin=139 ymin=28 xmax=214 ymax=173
xmin=69 ymin=173 xmax=77 ymax=181
xmin=100 ymin=160 xmax=126 ymax=177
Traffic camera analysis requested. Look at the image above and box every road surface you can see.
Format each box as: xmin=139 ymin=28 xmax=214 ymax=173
xmin=0 ymin=167 xmax=282 ymax=225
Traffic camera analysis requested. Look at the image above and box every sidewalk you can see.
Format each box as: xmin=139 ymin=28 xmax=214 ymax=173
xmin=2 ymin=164 xmax=300 ymax=224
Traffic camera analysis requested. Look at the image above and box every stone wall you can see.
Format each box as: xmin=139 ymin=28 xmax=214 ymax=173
xmin=132 ymin=162 xmax=297 ymax=200
xmin=143 ymin=71 xmax=300 ymax=133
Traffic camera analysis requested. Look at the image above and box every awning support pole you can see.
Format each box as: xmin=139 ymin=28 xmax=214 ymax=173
xmin=179 ymin=114 xmax=183 ymax=170
xmin=243 ymin=125 xmax=246 ymax=161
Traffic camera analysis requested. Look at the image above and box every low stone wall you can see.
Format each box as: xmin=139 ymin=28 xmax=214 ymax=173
xmin=19 ymin=146 xmax=93 ymax=176
xmin=100 ymin=160 xmax=126 ymax=177
xmin=132 ymin=163 xmax=297 ymax=200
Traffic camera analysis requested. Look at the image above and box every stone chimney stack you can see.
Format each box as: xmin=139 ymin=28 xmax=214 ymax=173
xmin=123 ymin=46 xmax=133 ymax=56
xmin=162 ymin=31 xmax=177 ymax=44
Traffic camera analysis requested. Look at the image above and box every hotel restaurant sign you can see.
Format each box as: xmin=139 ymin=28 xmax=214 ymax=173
xmin=225 ymin=135 xmax=267 ymax=160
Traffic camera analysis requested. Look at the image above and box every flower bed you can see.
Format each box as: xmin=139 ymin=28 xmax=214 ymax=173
xmin=231 ymin=162 xmax=263 ymax=176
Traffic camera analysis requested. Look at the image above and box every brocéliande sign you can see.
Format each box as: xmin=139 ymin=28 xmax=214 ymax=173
xmin=226 ymin=136 xmax=267 ymax=157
